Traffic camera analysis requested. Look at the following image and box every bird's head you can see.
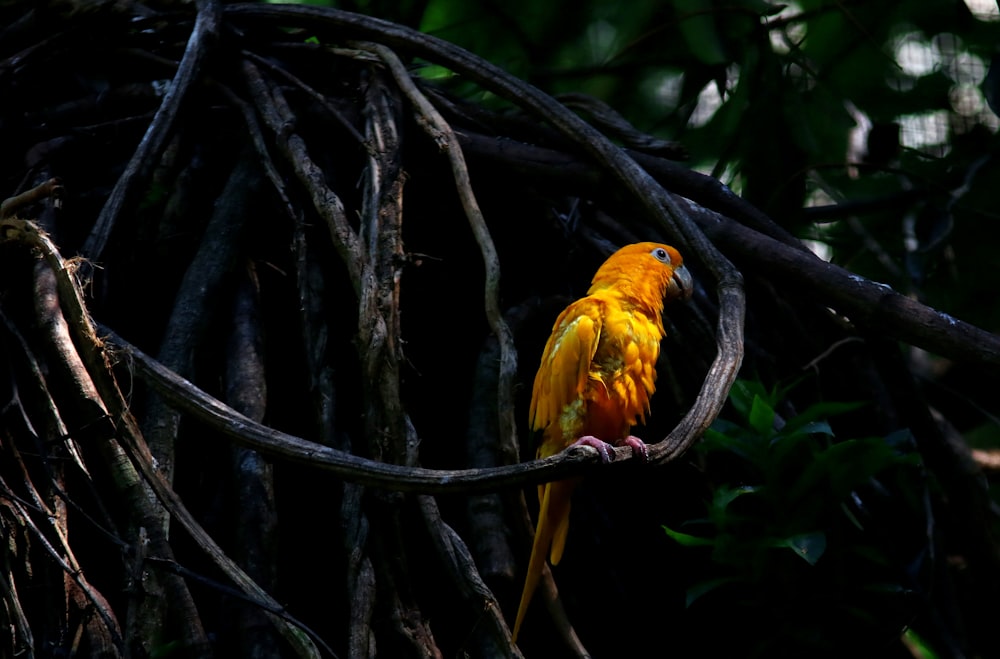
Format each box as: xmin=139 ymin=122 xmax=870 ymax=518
xmin=590 ymin=241 xmax=694 ymax=308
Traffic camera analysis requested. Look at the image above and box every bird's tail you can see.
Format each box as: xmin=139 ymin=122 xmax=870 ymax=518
xmin=512 ymin=478 xmax=575 ymax=643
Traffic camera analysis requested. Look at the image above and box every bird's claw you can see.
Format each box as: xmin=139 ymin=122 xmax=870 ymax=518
xmin=570 ymin=435 xmax=649 ymax=464
xmin=623 ymin=435 xmax=650 ymax=463
xmin=570 ymin=436 xmax=614 ymax=463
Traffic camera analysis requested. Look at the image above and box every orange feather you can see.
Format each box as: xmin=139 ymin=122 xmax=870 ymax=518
xmin=511 ymin=242 xmax=693 ymax=643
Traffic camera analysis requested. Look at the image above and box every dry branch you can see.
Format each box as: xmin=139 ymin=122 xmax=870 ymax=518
xmin=82 ymin=0 xmax=221 ymax=261
xmin=1 ymin=219 xmax=211 ymax=655
xmin=226 ymin=0 xmax=745 ymax=470
xmin=359 ymin=40 xmax=521 ymax=471
xmin=101 ymin=325 xmax=655 ymax=492
xmin=241 ymin=59 xmax=364 ymax=293
xmin=0 ymin=216 xmax=322 ymax=659
xmin=225 ymin=263 xmax=282 ymax=659
xmin=3 ymin=4 xmax=997 ymax=658
xmin=454 ymin=130 xmax=1000 ymax=370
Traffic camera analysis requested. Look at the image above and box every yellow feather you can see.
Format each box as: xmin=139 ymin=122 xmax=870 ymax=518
xmin=512 ymin=242 xmax=692 ymax=643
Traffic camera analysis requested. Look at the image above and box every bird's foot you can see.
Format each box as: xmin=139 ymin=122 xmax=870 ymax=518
xmin=570 ymin=436 xmax=615 ymax=463
xmin=569 ymin=435 xmax=649 ymax=464
xmin=622 ymin=435 xmax=649 ymax=463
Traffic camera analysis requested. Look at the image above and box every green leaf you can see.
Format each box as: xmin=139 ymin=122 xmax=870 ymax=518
xmin=748 ymin=394 xmax=776 ymax=438
xmin=728 ymin=379 xmax=769 ymax=421
xmin=703 ymin=419 xmax=742 ymax=440
xmin=782 ymin=400 xmax=866 ymax=436
xmin=663 ymin=525 xmax=716 ymax=547
xmin=902 ymin=629 xmax=941 ymax=659
xmin=815 ymin=437 xmax=905 ymax=499
xmin=417 ymin=64 xmax=456 ymax=81
xmin=781 ymin=532 xmax=827 ymax=565
xmin=781 ymin=420 xmax=835 ymax=440
xmin=712 ymin=484 xmax=758 ymax=512
xmin=674 ymin=0 xmax=729 ymax=65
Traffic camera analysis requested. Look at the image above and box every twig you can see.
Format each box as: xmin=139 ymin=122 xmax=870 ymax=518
xmin=343 ymin=483 xmax=377 ymax=657
xmin=144 ymin=558 xmax=336 ymax=658
xmin=0 ymin=465 xmax=123 ymax=653
xmin=141 ymin=151 xmax=258 ymax=514
xmin=225 ymin=4 xmax=742 ymax=465
xmin=464 ymin=326 xmax=520 ymax=581
xmin=4 ymin=193 xmax=211 ymax=652
xmin=225 ymin=263 xmax=283 ymax=659
xmin=6 ymin=219 xmax=213 ymax=656
xmin=453 ymin=129 xmax=1000 ymax=370
xmin=100 ymin=324 xmax=639 ymax=492
xmin=0 ymin=562 xmax=33 ymax=655
xmin=556 ymin=92 xmax=688 ymax=159
xmin=0 ymin=178 xmax=62 ymax=218
xmin=0 ymin=217 xmax=322 ymax=659
xmin=358 ymin=41 xmax=521 ymax=469
xmin=241 ymin=49 xmax=369 ymax=151
xmin=417 ymin=495 xmax=522 ymax=658
xmin=691 ymin=204 xmax=1000 ymax=369
xmin=357 ymin=65 xmax=409 ymax=463
xmin=241 ymin=59 xmax=365 ymax=294
xmin=216 ymin=82 xmax=299 ymax=226
xmin=356 ymin=65 xmax=442 ymax=657
xmin=83 ymin=0 xmax=221 ymax=261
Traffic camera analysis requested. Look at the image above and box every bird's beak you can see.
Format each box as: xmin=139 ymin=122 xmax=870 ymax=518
xmin=668 ymin=264 xmax=694 ymax=301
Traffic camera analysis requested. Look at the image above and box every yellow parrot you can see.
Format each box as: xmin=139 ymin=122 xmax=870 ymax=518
xmin=512 ymin=241 xmax=693 ymax=642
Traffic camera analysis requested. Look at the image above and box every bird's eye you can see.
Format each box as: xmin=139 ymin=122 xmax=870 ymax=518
xmin=651 ymin=247 xmax=671 ymax=264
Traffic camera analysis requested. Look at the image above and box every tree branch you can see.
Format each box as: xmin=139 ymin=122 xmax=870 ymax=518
xmin=83 ymin=0 xmax=221 ymax=261
xmin=453 ymin=129 xmax=1000 ymax=370
xmin=226 ymin=1 xmax=745 ymax=466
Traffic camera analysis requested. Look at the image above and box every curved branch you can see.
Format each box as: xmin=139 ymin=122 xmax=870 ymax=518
xmin=102 ymin=325 xmax=610 ymax=493
xmin=227 ymin=2 xmax=744 ymax=463
xmin=454 ymin=130 xmax=1000 ymax=370
xmin=695 ymin=207 xmax=1000 ymax=369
